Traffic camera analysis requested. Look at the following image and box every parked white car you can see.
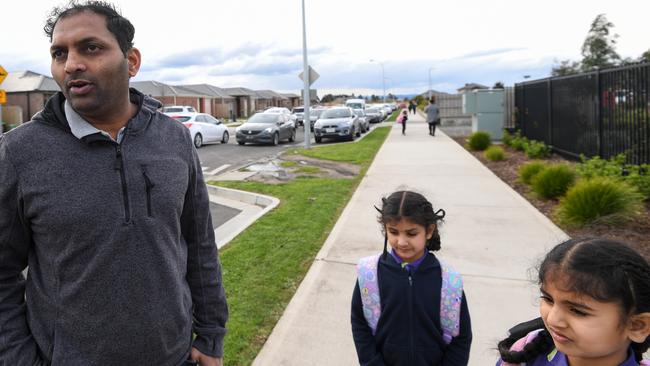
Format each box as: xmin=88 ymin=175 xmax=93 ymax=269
xmin=166 ymin=112 xmax=229 ymax=148
xmin=162 ymin=105 xmax=197 ymax=114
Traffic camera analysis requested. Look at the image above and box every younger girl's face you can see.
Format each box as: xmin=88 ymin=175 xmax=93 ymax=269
xmin=385 ymin=218 xmax=434 ymax=263
xmin=539 ymin=277 xmax=633 ymax=366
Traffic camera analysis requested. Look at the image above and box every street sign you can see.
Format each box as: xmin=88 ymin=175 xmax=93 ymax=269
xmin=0 ymin=90 xmax=5 ymax=104
xmin=298 ymin=66 xmax=319 ymax=86
xmin=0 ymin=65 xmax=7 ymax=85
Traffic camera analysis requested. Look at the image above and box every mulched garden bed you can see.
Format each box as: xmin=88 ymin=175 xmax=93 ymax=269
xmin=452 ymin=137 xmax=650 ymax=260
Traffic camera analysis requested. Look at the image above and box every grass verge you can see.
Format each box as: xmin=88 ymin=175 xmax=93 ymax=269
xmin=211 ymin=126 xmax=391 ymax=365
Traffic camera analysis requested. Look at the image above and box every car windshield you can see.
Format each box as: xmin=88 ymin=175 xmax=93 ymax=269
xmin=164 ymin=107 xmax=183 ymax=113
xmin=247 ymin=113 xmax=279 ymax=124
xmin=172 ymin=116 xmax=192 ymax=122
xmin=313 ymin=109 xmax=324 ymax=117
xmin=347 ymin=103 xmax=363 ymax=109
xmin=292 ymin=108 xmax=304 ymax=113
xmin=322 ymin=109 xmax=351 ymax=118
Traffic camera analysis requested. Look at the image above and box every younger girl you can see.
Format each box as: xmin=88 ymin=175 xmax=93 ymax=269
xmin=351 ymin=190 xmax=472 ymax=366
xmin=496 ymin=238 xmax=650 ymax=366
xmin=397 ymin=110 xmax=408 ymax=135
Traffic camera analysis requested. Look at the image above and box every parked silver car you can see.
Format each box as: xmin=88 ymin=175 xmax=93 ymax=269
xmin=353 ymin=109 xmax=370 ymax=133
xmin=236 ymin=112 xmax=296 ymax=146
xmin=313 ymin=107 xmax=360 ymax=143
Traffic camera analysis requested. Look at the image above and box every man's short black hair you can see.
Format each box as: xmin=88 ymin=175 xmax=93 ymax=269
xmin=44 ymin=1 xmax=135 ymax=56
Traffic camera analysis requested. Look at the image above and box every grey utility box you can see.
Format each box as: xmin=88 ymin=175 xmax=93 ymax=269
xmin=462 ymin=89 xmax=504 ymax=140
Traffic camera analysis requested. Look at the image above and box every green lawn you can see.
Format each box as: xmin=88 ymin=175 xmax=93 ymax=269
xmin=211 ymin=126 xmax=390 ymax=365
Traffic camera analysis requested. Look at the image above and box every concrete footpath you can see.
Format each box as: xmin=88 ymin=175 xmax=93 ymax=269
xmin=252 ymin=111 xmax=568 ymax=365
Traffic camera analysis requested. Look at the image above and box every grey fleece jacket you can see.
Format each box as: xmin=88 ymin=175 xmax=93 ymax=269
xmin=0 ymin=89 xmax=228 ymax=366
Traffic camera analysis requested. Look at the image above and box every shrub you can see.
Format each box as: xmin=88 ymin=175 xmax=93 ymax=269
xmin=531 ymin=164 xmax=576 ymax=199
xmin=510 ymin=135 xmax=529 ymax=151
xmin=556 ymin=178 xmax=644 ymax=227
xmin=519 ymin=161 xmax=547 ymax=185
xmin=576 ymin=154 xmax=650 ymax=200
xmin=524 ymin=140 xmax=551 ymax=159
xmin=484 ymin=146 xmax=505 ymax=161
xmin=502 ymin=130 xmax=513 ymax=147
xmin=468 ymin=131 xmax=491 ymax=151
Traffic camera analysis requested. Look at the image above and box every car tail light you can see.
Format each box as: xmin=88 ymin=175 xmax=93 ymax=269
xmin=183 ymin=123 xmax=193 ymax=128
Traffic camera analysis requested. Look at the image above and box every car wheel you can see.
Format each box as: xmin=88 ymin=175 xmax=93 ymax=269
xmin=193 ymin=133 xmax=203 ymax=148
xmin=315 ymin=136 xmax=322 ymax=143
xmin=356 ymin=127 xmax=361 ymax=137
xmin=237 ymin=141 xmax=245 ymax=145
xmin=221 ymin=131 xmax=229 ymax=144
xmin=289 ymin=129 xmax=296 ymax=142
xmin=271 ymin=132 xmax=279 ymax=146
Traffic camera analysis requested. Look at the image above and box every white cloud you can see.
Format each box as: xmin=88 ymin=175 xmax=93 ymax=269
xmin=4 ymin=0 xmax=648 ymax=95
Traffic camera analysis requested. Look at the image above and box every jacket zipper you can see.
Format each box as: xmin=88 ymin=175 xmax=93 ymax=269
xmin=408 ymin=269 xmax=415 ymax=363
xmin=142 ymin=168 xmax=154 ymax=217
xmin=114 ymin=144 xmax=131 ymax=223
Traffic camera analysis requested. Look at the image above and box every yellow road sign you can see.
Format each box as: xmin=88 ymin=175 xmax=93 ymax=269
xmin=0 ymin=90 xmax=5 ymax=104
xmin=0 ymin=65 xmax=7 ymax=85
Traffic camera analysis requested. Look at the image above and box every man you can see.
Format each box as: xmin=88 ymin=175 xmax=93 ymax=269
xmin=0 ymin=2 xmax=228 ymax=365
xmin=424 ymin=96 xmax=440 ymax=136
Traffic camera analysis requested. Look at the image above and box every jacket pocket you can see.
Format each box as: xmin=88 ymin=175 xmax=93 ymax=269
xmin=142 ymin=167 xmax=155 ymax=217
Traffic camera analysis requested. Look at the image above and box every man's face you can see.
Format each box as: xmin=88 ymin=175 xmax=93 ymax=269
xmin=50 ymin=11 xmax=138 ymax=120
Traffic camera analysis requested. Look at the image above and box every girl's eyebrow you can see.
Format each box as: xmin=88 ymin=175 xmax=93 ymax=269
xmin=540 ymin=288 xmax=594 ymax=311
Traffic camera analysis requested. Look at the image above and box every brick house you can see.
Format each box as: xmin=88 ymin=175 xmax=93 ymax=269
xmin=3 ymin=71 xmax=60 ymax=124
xmin=130 ymin=80 xmax=206 ymax=112
xmin=178 ymin=84 xmax=236 ymax=119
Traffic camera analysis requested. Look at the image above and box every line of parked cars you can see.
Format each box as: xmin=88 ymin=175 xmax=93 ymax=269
xmin=163 ymin=101 xmax=399 ymax=148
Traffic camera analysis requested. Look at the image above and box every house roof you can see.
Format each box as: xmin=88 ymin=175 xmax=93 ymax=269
xmin=457 ymin=83 xmax=489 ymax=92
xmin=130 ymin=80 xmax=206 ymax=97
xmin=3 ymin=71 xmax=60 ymax=93
xmin=254 ymin=90 xmax=287 ymax=99
xmin=280 ymin=93 xmax=300 ymax=99
xmin=179 ymin=84 xmax=234 ymax=99
xmin=221 ymin=87 xmax=257 ymax=97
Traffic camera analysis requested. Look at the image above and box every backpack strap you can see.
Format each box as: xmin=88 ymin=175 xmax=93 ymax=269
xmin=439 ymin=259 xmax=463 ymax=344
xmin=356 ymin=254 xmax=464 ymax=345
xmin=357 ymin=254 xmax=382 ymax=335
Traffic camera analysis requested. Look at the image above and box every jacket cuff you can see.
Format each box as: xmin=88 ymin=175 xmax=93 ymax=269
xmin=192 ymin=331 xmax=225 ymax=358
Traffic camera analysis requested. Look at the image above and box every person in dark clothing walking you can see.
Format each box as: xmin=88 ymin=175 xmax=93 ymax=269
xmin=0 ymin=2 xmax=228 ymax=365
xmin=351 ymin=191 xmax=472 ymax=366
xmin=425 ymin=96 xmax=440 ymax=136
xmin=408 ymin=100 xmax=417 ymax=115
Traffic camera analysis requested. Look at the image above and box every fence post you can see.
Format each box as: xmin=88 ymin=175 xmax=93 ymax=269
xmin=547 ymin=78 xmax=553 ymax=147
xmin=596 ymin=68 xmax=603 ymax=158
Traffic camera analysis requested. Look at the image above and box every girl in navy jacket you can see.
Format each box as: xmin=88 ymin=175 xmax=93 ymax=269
xmin=351 ymin=190 xmax=472 ymax=365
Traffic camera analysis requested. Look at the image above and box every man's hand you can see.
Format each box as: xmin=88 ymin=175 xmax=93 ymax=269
xmin=190 ymin=347 xmax=223 ymax=366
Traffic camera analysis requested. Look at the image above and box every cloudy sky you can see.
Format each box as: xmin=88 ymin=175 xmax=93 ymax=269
xmin=2 ymin=0 xmax=648 ymax=96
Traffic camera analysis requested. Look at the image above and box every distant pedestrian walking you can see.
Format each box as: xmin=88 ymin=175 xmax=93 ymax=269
xmin=351 ymin=191 xmax=472 ymax=366
xmin=424 ymin=96 xmax=440 ymax=136
xmin=396 ymin=110 xmax=408 ymax=135
xmin=408 ymin=100 xmax=417 ymax=115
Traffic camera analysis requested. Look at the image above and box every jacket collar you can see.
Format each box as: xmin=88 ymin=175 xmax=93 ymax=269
xmin=33 ymin=88 xmax=162 ymax=144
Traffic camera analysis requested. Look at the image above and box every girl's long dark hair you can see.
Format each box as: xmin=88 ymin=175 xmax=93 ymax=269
xmin=497 ymin=237 xmax=650 ymax=363
xmin=376 ymin=191 xmax=445 ymax=257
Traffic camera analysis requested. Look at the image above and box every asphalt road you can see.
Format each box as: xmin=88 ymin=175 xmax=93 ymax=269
xmin=197 ymin=125 xmax=313 ymax=174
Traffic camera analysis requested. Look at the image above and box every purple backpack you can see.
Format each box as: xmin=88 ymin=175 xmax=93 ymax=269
xmin=356 ymin=253 xmax=463 ymax=344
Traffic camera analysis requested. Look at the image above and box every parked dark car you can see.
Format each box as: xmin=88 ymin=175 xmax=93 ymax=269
xmin=313 ymin=107 xmax=360 ymax=143
xmin=236 ymin=112 xmax=296 ymax=145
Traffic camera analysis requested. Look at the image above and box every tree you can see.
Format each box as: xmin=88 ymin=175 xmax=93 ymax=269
xmin=321 ymin=94 xmax=334 ymax=103
xmin=551 ymin=59 xmax=581 ymax=76
xmin=492 ymin=81 xmax=505 ymax=89
xmin=580 ymin=14 xmax=620 ymax=71
xmin=641 ymin=49 xmax=650 ymax=63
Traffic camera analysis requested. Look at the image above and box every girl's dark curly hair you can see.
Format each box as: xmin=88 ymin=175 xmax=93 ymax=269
xmin=498 ymin=237 xmax=650 ymax=363
xmin=376 ymin=191 xmax=445 ymax=257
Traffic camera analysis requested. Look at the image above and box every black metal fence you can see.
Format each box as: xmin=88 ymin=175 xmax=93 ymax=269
xmin=515 ymin=62 xmax=650 ymax=164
